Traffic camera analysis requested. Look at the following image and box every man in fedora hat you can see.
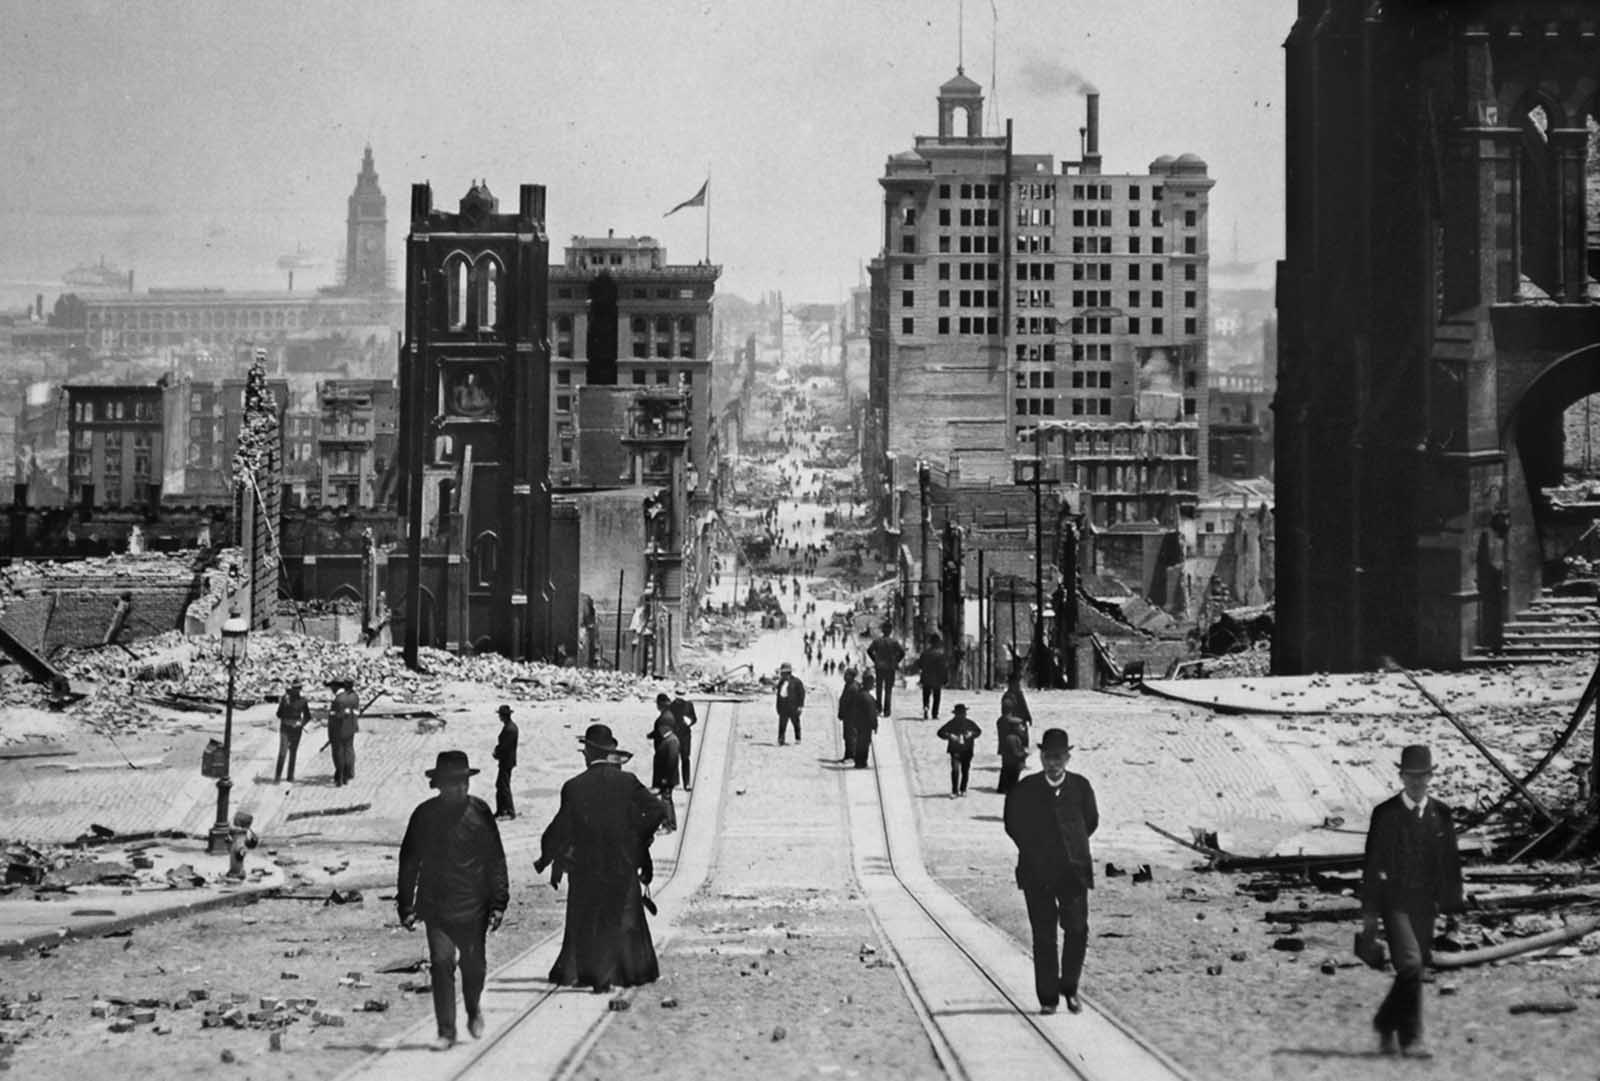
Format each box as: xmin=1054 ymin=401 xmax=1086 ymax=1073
xmin=491 ymin=705 xmax=518 ymax=820
xmin=397 ymin=750 xmax=508 ymax=1051
xmin=1362 ymin=744 xmax=1464 ymax=1058
xmin=1004 ymin=727 xmax=1099 ymax=1016
xmin=775 ymin=661 xmax=806 ymax=746
xmin=273 ymin=680 xmax=311 ymax=784
xmin=657 ymin=690 xmax=698 ymax=791
xmin=540 ymin=722 xmax=668 ymax=992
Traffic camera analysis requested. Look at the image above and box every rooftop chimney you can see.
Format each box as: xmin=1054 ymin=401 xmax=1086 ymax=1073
xmin=1083 ymin=88 xmax=1102 ymax=175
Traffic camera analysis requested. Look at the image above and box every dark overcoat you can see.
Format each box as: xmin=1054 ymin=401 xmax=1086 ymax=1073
xmin=1003 ymin=770 xmax=1099 ymax=890
xmin=541 ymin=762 xmax=668 ymax=989
xmin=1361 ymin=795 xmax=1465 ymax=916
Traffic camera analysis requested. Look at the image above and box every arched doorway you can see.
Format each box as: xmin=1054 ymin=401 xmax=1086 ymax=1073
xmin=1505 ymin=342 xmax=1600 ymax=613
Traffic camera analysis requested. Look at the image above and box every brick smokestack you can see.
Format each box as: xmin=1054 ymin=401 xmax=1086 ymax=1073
xmin=1083 ymin=87 xmax=1102 ymax=174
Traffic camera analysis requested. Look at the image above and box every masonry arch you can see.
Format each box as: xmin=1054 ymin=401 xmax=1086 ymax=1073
xmin=1503 ymin=341 xmax=1600 ymax=599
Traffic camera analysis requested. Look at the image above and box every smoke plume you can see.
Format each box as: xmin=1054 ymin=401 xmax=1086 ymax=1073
xmin=1018 ymin=57 xmax=1096 ymax=97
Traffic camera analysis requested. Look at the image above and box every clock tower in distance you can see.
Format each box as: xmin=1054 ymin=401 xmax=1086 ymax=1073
xmin=344 ymin=146 xmax=388 ymax=294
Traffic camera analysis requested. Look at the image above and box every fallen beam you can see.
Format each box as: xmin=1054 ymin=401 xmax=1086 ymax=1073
xmin=284 ymin=803 xmax=372 ymax=822
xmin=1434 ymin=916 xmax=1600 ymax=970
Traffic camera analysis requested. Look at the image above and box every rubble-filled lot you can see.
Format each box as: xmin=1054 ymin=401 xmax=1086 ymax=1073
xmin=0 ymin=887 xmax=564 ymax=1079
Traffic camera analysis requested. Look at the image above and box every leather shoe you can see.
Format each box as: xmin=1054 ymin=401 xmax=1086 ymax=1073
xmin=429 ymin=1036 xmax=455 ymax=1052
xmin=1377 ymin=1029 xmax=1398 ymax=1056
xmin=1038 ymin=1003 xmax=1057 ymax=1015
xmin=1064 ymin=995 xmax=1083 ymax=1014
xmin=468 ymin=1013 xmax=485 ymax=1039
xmin=1400 ymin=1039 xmax=1432 ymax=1059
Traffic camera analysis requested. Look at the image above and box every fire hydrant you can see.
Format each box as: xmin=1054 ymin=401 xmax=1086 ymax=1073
xmin=226 ymin=811 xmax=259 ymax=880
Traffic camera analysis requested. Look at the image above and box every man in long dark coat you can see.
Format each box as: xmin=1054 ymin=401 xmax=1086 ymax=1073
xmin=836 ymin=667 xmax=861 ymax=763
xmin=491 ymin=704 xmax=518 ymax=820
xmin=1004 ymin=728 xmax=1098 ymax=1016
xmin=916 ymin=632 xmax=949 ymax=720
xmin=539 ymin=723 xmax=667 ymax=993
xmin=397 ymin=750 xmax=508 ymax=1050
xmin=1362 ymin=744 xmax=1464 ymax=1058
xmin=659 ymin=691 xmax=698 ymax=790
xmin=845 ymin=671 xmax=879 ymax=768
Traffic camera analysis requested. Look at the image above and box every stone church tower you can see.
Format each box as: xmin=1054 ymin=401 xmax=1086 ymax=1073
xmin=399 ymin=180 xmax=552 ymax=663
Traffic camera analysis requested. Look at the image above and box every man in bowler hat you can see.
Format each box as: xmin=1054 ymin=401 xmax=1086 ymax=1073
xmin=1003 ymin=728 xmax=1098 ymax=1015
xmin=492 ymin=705 xmax=518 ymax=820
xmin=274 ymin=681 xmax=310 ymax=783
xmin=775 ymin=661 xmax=806 ymax=745
xmin=397 ymin=750 xmax=509 ymax=1051
xmin=328 ymin=677 xmax=361 ymax=786
xmin=1362 ymin=744 xmax=1463 ymax=1058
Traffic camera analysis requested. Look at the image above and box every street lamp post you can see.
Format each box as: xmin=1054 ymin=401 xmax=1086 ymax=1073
xmin=1013 ymin=452 xmax=1057 ymax=689
xmin=207 ymin=613 xmax=250 ymax=855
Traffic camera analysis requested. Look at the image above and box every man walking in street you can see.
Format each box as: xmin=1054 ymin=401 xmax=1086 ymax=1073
xmin=397 ymin=751 xmax=509 ymax=1051
xmin=274 ymin=681 xmax=310 ymax=784
xmin=328 ymin=678 xmax=361 ymax=787
xmin=1362 ymin=744 xmax=1464 ymax=1058
xmin=997 ymin=710 xmax=1028 ymax=794
xmin=492 ymin=704 xmax=518 ymax=820
xmin=660 ymin=690 xmax=698 ymax=791
xmin=916 ymin=632 xmax=949 ymax=720
xmin=846 ymin=671 xmax=878 ymax=769
xmin=539 ymin=723 xmax=668 ymax=992
xmin=775 ymin=661 xmax=806 ymax=745
xmin=866 ymin=623 xmax=905 ymax=718
xmin=1004 ymin=728 xmax=1098 ymax=1016
xmin=647 ymin=711 xmax=680 ymax=833
xmin=936 ymin=703 xmax=982 ymax=797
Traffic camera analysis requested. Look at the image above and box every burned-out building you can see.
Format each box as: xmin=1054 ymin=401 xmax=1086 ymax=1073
xmin=546 ymin=235 xmax=717 ymax=506
xmin=397 ymin=180 xmax=552 ymax=662
xmin=871 ymin=70 xmax=1212 ymax=526
xmin=1277 ymin=1 xmax=1600 ymax=671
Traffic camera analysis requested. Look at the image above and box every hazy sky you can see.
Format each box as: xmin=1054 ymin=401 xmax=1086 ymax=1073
xmin=3 ymin=0 xmax=1287 ymax=302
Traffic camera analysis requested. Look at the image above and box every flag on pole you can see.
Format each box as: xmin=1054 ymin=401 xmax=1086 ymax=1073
xmin=663 ymin=180 xmax=708 ymax=218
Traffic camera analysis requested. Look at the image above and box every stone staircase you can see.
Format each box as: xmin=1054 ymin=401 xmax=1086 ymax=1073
xmin=1465 ymin=591 xmax=1600 ymax=666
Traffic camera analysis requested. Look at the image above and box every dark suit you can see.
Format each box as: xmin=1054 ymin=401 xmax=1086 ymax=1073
xmin=669 ymin=697 xmax=697 ymax=788
xmin=1004 ymin=770 xmax=1099 ymax=1008
xmin=866 ymin=634 xmax=904 ymax=716
xmin=1362 ymin=794 xmax=1464 ymax=1047
xmin=840 ymin=683 xmax=878 ymax=767
xmin=492 ymin=720 xmax=518 ymax=818
xmin=540 ymin=762 xmax=668 ymax=991
xmin=775 ymin=674 xmax=806 ymax=744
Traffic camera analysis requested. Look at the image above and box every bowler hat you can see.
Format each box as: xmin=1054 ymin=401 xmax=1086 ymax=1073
xmin=579 ymin=722 xmax=632 ymax=760
xmin=1398 ymin=745 xmax=1434 ymax=774
xmin=497 ymin=704 xmax=513 ymax=717
xmin=779 ymin=662 xmax=793 ymax=673
xmin=1038 ymin=728 xmax=1073 ymax=754
xmin=425 ymin=749 xmax=480 ymax=783
xmin=951 ymin=703 xmax=968 ymax=716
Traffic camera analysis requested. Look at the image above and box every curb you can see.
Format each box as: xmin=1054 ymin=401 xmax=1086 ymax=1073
xmin=0 ymin=883 xmax=283 ymax=959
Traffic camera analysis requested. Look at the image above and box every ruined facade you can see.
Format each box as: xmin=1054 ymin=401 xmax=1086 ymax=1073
xmin=1277 ymin=1 xmax=1600 ymax=671
xmin=398 ymin=181 xmax=552 ymax=662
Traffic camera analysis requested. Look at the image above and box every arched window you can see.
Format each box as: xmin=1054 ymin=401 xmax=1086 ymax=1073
xmin=471 ymin=530 xmax=500 ymax=588
xmin=477 ymin=259 xmax=501 ymax=329
xmin=1518 ymin=99 xmax=1560 ymax=297
xmin=447 ymin=257 xmax=469 ymax=329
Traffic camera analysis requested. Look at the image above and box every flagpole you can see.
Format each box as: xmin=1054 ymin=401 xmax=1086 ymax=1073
xmin=704 ymin=167 xmax=711 ymax=265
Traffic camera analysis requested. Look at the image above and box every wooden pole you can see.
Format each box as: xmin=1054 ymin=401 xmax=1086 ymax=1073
xmin=1384 ymin=658 xmax=1558 ymax=825
xmin=613 ymin=569 xmax=626 ymax=671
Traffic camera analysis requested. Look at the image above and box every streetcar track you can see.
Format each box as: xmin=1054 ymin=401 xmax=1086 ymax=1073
xmin=847 ymin=700 xmax=1196 ymax=1081
xmin=332 ymin=701 xmax=733 ymax=1081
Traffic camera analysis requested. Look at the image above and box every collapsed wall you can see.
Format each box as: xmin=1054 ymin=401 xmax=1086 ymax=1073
xmin=0 ymin=552 xmax=214 ymax=656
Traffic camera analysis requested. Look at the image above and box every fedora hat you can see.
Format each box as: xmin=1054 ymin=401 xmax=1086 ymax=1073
xmin=497 ymin=704 xmax=513 ymax=717
xmin=579 ymin=722 xmax=632 ymax=760
xmin=779 ymin=661 xmax=793 ymax=673
xmin=951 ymin=703 xmax=968 ymax=716
xmin=1397 ymin=745 xmax=1434 ymax=774
xmin=425 ymin=749 xmax=480 ymax=783
xmin=1038 ymin=728 xmax=1073 ymax=754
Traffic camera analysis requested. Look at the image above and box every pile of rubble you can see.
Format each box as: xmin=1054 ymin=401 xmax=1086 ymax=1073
xmin=39 ymin=628 xmax=683 ymax=734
